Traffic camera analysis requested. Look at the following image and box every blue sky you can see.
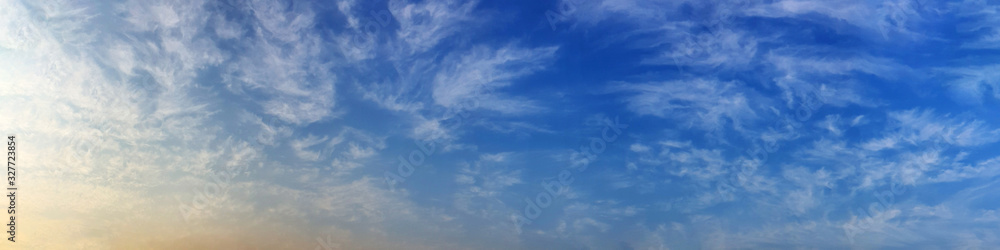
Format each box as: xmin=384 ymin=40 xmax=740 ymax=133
xmin=3 ymin=0 xmax=1000 ymax=249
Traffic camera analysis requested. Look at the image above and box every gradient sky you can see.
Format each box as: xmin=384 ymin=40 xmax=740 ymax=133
xmin=3 ymin=0 xmax=1000 ymax=249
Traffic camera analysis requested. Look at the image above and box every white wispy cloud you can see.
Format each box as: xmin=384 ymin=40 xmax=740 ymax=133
xmin=453 ymin=155 xmax=523 ymax=214
xmin=566 ymin=0 xmax=760 ymax=70
xmin=312 ymin=127 xmax=387 ymax=176
xmin=8 ymin=0 xmax=1000 ymax=249
xmin=615 ymin=78 xmax=759 ymax=131
xmin=432 ymin=44 xmax=559 ymax=114
xmin=886 ymin=108 xmax=1000 ymax=147
xmin=941 ymin=64 xmax=1000 ymax=104
xmin=0 ymin=0 xmax=272 ymax=248
xmin=0 ymin=0 xmax=451 ymax=248
xmin=390 ymin=0 xmax=479 ymax=54
xmin=930 ymin=156 xmax=1000 ymax=183
xmin=290 ymin=134 xmax=329 ymax=161
xmin=221 ymin=0 xmax=340 ymax=125
xmin=955 ymin=0 xmax=1000 ymax=49
xmin=745 ymin=0 xmax=930 ymax=41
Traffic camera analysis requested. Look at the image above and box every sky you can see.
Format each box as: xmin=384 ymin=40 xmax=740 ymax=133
xmin=2 ymin=0 xmax=1000 ymax=249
